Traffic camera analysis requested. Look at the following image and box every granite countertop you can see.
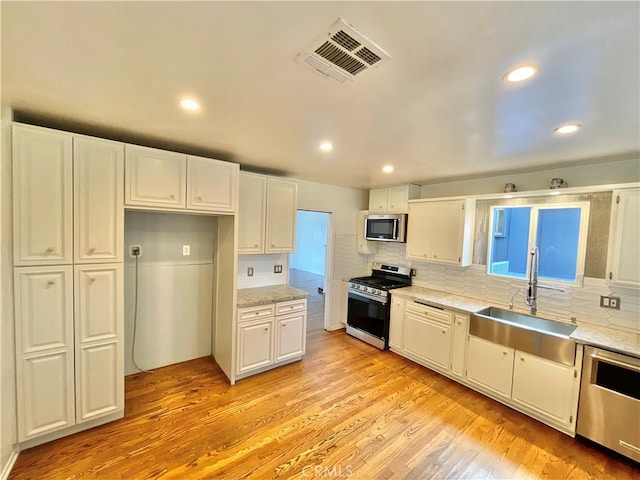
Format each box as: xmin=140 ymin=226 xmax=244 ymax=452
xmin=237 ymin=284 xmax=310 ymax=308
xmin=391 ymin=285 xmax=640 ymax=358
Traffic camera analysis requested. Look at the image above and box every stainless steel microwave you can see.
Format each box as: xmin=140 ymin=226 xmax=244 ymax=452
xmin=365 ymin=214 xmax=407 ymax=242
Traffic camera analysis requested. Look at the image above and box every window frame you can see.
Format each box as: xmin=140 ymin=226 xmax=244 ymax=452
xmin=486 ymin=202 xmax=590 ymax=286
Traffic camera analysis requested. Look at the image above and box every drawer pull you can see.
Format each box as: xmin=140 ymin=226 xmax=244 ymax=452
xmin=46 ymin=247 xmax=54 ymax=253
xmin=170 ymin=193 xmax=175 ymax=199
xmin=197 ymin=195 xmax=202 ymax=201
xmin=441 ymin=330 xmax=446 ymax=334
xmin=47 ymin=280 xmax=55 ymax=286
xmin=503 ymin=351 xmax=508 ymax=356
xmin=264 ymin=327 xmax=268 ymax=331
xmin=254 ymin=244 xmax=259 ymax=248
xmin=89 ymin=277 xmax=96 ymax=284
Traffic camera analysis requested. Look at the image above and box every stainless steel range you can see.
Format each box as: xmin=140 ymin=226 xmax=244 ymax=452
xmin=346 ymin=264 xmax=411 ymax=350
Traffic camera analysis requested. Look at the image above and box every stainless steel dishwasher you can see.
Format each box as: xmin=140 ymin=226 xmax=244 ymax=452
xmin=577 ymin=346 xmax=640 ymax=462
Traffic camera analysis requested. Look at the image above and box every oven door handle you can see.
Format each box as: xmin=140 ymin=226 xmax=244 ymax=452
xmin=591 ymin=351 xmax=640 ymax=373
xmin=349 ymin=290 xmax=387 ymax=305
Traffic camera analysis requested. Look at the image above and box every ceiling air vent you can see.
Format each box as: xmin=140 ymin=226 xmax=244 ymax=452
xmin=296 ymin=18 xmax=391 ymax=83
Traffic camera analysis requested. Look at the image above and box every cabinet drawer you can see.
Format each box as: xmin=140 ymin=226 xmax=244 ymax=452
xmin=238 ymin=304 xmax=275 ymax=322
xmin=275 ymin=299 xmax=307 ymax=316
xmin=406 ymin=302 xmax=452 ymax=326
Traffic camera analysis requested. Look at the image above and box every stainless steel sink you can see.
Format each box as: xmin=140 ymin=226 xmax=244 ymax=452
xmin=470 ymin=307 xmax=577 ymax=365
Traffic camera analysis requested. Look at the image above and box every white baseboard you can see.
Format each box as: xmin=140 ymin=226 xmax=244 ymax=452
xmin=1 ymin=448 xmax=19 ymax=480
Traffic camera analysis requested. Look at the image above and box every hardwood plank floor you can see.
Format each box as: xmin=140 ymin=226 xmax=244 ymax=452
xmin=10 ymin=329 xmax=638 ymax=479
xmin=289 ymin=268 xmax=325 ymax=332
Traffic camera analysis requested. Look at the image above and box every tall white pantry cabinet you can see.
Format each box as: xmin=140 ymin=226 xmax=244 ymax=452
xmin=12 ymin=124 xmax=124 ymax=443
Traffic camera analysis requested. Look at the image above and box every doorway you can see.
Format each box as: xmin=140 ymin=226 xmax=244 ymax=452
xmin=289 ymin=210 xmax=330 ymax=332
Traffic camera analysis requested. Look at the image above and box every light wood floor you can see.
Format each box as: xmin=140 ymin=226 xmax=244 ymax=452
xmin=289 ymin=268 xmax=325 ymax=332
xmin=10 ymin=321 xmax=638 ymax=479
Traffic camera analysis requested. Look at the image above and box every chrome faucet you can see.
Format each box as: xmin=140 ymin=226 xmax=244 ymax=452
xmin=526 ymin=246 xmax=565 ymax=315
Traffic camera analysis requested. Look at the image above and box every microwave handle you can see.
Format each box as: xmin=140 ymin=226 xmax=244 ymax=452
xmin=392 ymin=219 xmax=398 ymax=239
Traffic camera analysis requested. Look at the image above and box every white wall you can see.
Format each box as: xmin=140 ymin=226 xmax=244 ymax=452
xmin=123 ymin=212 xmax=217 ymax=375
xmin=420 ymin=158 xmax=640 ymax=198
xmin=290 ymin=211 xmax=328 ymax=275
xmin=0 ymin=107 xmax=17 ymax=476
xmin=292 ymin=178 xmax=370 ymax=329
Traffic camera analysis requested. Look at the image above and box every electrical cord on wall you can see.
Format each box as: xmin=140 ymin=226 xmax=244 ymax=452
xmin=131 ymin=251 xmax=153 ymax=374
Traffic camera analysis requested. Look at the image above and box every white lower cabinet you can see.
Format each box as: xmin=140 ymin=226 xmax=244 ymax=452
xmin=14 ymin=264 xmax=124 ymax=442
xmin=450 ymin=314 xmax=468 ymax=377
xmin=466 ymin=335 xmax=514 ymax=399
xmin=511 ymin=350 xmax=578 ymax=427
xmin=237 ymin=319 xmax=275 ymax=374
xmin=403 ymin=303 xmax=452 ymax=370
xmin=389 ymin=296 xmax=405 ymax=350
xmin=236 ymin=298 xmax=307 ymax=378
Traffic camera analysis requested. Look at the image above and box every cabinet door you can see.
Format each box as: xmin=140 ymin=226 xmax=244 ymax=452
xmin=237 ymin=319 xmax=274 ymax=374
xmin=275 ymin=312 xmax=306 ymax=362
xmin=406 ymin=202 xmax=434 ymax=260
xmin=75 ymin=265 xmax=124 ymax=422
xmin=238 ymin=172 xmax=267 ymax=253
xmin=13 ymin=125 xmax=72 ymax=265
xmin=512 ymin=350 xmax=577 ymax=426
xmin=431 ymin=200 xmax=464 ymax=264
xmin=387 ymin=186 xmax=408 ymax=213
xmin=608 ymin=189 xmax=640 ymax=287
xmin=356 ymin=210 xmax=377 ymax=255
xmin=14 ymin=266 xmax=74 ymax=440
xmin=389 ymin=297 xmax=405 ymax=350
xmin=74 ymin=136 xmax=124 ymax=263
xmin=368 ymin=189 xmax=387 ymax=213
xmin=466 ymin=336 xmax=514 ymax=399
xmin=186 ymin=155 xmax=239 ymax=213
xmin=266 ymin=178 xmax=297 ymax=253
xmin=403 ymin=313 xmax=451 ymax=369
xmin=451 ymin=314 xmax=468 ymax=377
xmin=125 ymin=144 xmax=186 ymax=208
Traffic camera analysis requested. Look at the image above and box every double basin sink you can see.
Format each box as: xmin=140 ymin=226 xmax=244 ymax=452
xmin=470 ymin=307 xmax=577 ymax=366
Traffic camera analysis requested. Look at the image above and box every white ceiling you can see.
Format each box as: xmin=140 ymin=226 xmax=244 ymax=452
xmin=2 ymin=1 xmax=639 ymax=189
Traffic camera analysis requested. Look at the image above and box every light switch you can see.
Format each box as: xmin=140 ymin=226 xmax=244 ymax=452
xmin=182 ymin=245 xmax=191 ymax=256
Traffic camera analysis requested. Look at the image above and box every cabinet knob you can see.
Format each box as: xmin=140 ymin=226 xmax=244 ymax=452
xmin=282 ymin=323 xmax=286 ymax=327
xmin=197 ymin=195 xmax=202 ymax=201
xmin=503 ymin=351 xmax=508 ymax=356
xmin=169 ymin=193 xmax=175 ymax=199
xmin=46 ymin=247 xmax=54 ymax=253
xmin=264 ymin=327 xmax=269 ymax=331
xmin=89 ymin=277 xmax=96 ymax=284
xmin=520 ymin=357 xmax=525 ymax=362
xmin=390 ymin=204 xmax=395 ymax=208
xmin=457 ymin=320 xmax=462 ymax=325
xmin=441 ymin=330 xmax=446 ymax=334
xmin=433 ymin=254 xmax=438 ymax=259
xmin=47 ymin=280 xmax=55 ymax=286
xmin=272 ymin=244 xmax=276 ymax=248
xmin=254 ymin=244 xmax=259 ymax=248
xmin=424 ymin=254 xmax=428 ymax=258
xmin=88 ymin=247 xmax=96 ymax=253
xmin=255 ymin=312 xmax=259 ymax=315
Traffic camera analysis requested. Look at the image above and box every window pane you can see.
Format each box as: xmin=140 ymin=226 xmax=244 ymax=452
xmin=489 ymin=207 xmax=530 ymax=278
xmin=537 ymin=208 xmax=581 ymax=282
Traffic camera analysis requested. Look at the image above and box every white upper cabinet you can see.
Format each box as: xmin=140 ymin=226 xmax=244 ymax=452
xmin=13 ymin=125 xmax=73 ymax=265
xmin=266 ymin=178 xmax=297 ymax=253
xmin=238 ymin=173 xmax=297 ymax=254
xmin=186 ymin=155 xmax=239 ymax=213
xmin=125 ymin=144 xmax=187 ymax=209
xmin=74 ymin=136 xmax=124 ymax=263
xmin=238 ymin=172 xmax=267 ymax=253
xmin=368 ymin=185 xmax=420 ymax=214
xmin=607 ymin=188 xmax=640 ymax=287
xmin=406 ymin=198 xmax=475 ymax=266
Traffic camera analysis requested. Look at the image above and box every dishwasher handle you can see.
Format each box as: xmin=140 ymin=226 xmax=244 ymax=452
xmin=591 ymin=351 xmax=640 ymax=374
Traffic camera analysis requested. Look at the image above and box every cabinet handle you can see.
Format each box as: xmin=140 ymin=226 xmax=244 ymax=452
xmin=46 ymin=247 xmax=54 ymax=253
xmin=88 ymin=247 xmax=96 ymax=253
xmin=47 ymin=280 xmax=55 ymax=286
xmin=169 ymin=193 xmax=175 ymax=199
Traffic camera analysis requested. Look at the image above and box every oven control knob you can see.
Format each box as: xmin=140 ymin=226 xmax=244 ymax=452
xmin=355 ymin=284 xmax=360 ymax=289
xmin=363 ymin=287 xmax=369 ymax=293
xmin=375 ymin=289 xmax=381 ymax=295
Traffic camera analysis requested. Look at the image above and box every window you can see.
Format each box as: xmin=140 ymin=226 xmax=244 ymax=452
xmin=487 ymin=203 xmax=590 ymax=284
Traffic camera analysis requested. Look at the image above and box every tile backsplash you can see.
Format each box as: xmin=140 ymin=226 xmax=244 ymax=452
xmin=371 ymin=242 xmax=639 ymax=334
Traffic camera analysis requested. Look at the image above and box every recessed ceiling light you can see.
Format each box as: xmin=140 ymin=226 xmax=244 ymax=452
xmin=319 ymin=142 xmax=333 ymax=152
xmin=180 ymin=99 xmax=200 ymax=111
xmin=382 ymin=165 xmax=394 ymax=173
xmin=503 ymin=64 xmax=539 ymax=83
xmin=553 ymin=123 xmax=582 ymax=135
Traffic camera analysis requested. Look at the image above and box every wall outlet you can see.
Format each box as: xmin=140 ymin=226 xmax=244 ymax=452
xmin=274 ymin=265 xmax=283 ymax=274
xmin=129 ymin=245 xmax=142 ymax=257
xmin=247 ymin=267 xmax=254 ymax=277
xmin=600 ymin=295 xmax=621 ymax=309
xmin=182 ymin=245 xmax=191 ymax=256
xmin=410 ymin=268 xmax=417 ymax=277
